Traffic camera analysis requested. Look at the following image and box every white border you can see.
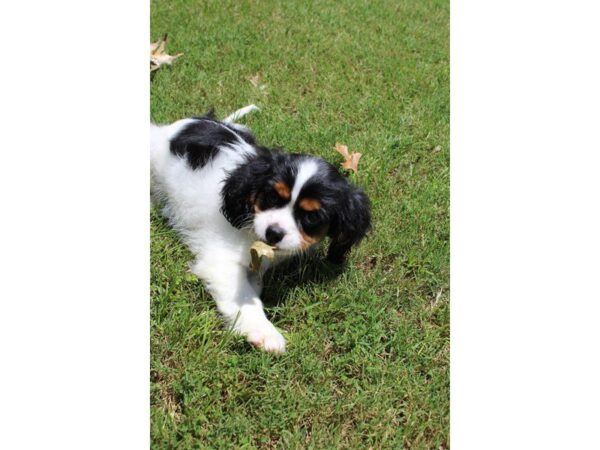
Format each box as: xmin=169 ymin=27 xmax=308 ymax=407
xmin=452 ymin=1 xmax=600 ymax=448
xmin=0 ymin=1 xmax=149 ymax=448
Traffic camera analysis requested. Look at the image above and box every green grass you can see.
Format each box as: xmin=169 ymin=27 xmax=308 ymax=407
xmin=151 ymin=0 xmax=449 ymax=448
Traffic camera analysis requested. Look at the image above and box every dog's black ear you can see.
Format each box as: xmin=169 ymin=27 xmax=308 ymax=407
xmin=327 ymin=184 xmax=371 ymax=264
xmin=221 ymin=154 xmax=273 ymax=228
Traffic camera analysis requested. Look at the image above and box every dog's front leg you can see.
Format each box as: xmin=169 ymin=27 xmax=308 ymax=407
xmin=190 ymin=257 xmax=286 ymax=353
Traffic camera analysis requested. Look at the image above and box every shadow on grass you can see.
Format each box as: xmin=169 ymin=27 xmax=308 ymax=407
xmin=260 ymin=248 xmax=346 ymax=307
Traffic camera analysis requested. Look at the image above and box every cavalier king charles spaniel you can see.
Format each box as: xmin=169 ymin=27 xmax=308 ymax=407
xmin=151 ymin=106 xmax=370 ymax=353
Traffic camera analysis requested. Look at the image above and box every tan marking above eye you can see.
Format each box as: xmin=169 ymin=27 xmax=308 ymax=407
xmin=273 ymin=181 xmax=291 ymax=200
xmin=299 ymin=198 xmax=321 ymax=211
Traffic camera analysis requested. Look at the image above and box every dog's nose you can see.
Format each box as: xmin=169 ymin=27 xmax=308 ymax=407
xmin=265 ymin=225 xmax=285 ymax=245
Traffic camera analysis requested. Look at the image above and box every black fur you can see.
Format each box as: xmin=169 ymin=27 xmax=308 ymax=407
xmin=325 ymin=184 xmax=371 ymax=263
xmin=220 ymin=150 xmax=267 ymax=227
xmin=221 ymin=150 xmax=298 ymax=228
xmin=296 ymin=161 xmax=371 ymax=263
xmin=170 ymin=114 xmax=257 ymax=170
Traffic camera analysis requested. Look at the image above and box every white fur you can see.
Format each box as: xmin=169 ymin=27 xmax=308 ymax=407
xmin=291 ymin=160 xmax=319 ymax=201
xmin=150 ymin=116 xmax=294 ymax=352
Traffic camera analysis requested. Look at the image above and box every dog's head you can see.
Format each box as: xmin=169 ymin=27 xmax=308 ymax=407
xmin=221 ymin=150 xmax=371 ymax=263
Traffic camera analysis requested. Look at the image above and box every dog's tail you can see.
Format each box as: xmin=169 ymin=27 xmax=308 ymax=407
xmin=223 ymin=104 xmax=260 ymax=123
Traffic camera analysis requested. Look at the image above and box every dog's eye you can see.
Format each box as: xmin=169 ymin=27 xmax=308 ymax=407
xmin=300 ymin=210 xmax=321 ymax=228
xmin=261 ymin=189 xmax=281 ymax=208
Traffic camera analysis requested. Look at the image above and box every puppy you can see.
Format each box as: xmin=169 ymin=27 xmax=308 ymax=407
xmin=150 ymin=107 xmax=370 ymax=353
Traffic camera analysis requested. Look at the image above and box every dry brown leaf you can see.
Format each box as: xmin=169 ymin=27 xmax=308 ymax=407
xmin=335 ymin=143 xmax=362 ymax=174
xmin=150 ymin=34 xmax=183 ymax=71
xmin=249 ymin=241 xmax=276 ymax=272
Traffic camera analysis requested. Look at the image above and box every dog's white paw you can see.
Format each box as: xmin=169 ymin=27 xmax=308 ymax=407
xmin=246 ymin=325 xmax=286 ymax=354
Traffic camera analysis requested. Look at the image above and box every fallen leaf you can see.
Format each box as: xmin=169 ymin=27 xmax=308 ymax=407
xmin=342 ymin=152 xmax=362 ymax=173
xmin=247 ymin=73 xmax=261 ymax=87
xmin=247 ymin=73 xmax=268 ymax=93
xmin=334 ymin=143 xmax=351 ymax=160
xmin=150 ymin=34 xmax=183 ymax=71
xmin=249 ymin=241 xmax=276 ymax=272
xmin=335 ymin=143 xmax=362 ymax=174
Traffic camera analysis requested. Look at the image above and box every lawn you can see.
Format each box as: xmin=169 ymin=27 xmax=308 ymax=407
xmin=150 ymin=0 xmax=449 ymax=448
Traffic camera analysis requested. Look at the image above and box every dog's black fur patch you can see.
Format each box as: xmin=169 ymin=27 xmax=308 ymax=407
xmin=170 ymin=114 xmax=257 ymax=170
xmin=297 ymin=161 xmax=371 ymax=263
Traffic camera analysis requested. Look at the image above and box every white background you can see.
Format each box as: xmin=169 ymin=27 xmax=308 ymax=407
xmin=0 ymin=1 xmax=598 ymax=448
xmin=0 ymin=1 xmax=149 ymax=448
xmin=452 ymin=1 xmax=600 ymax=448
